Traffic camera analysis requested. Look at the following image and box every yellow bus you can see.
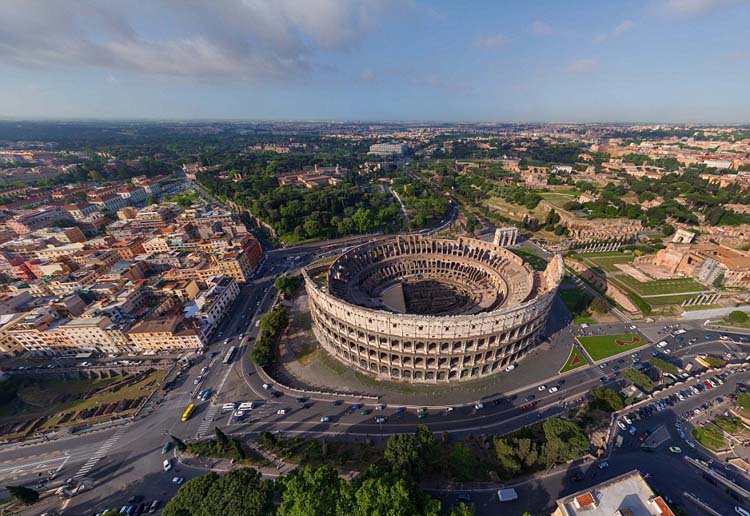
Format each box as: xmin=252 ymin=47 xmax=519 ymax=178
xmin=181 ymin=403 xmax=196 ymax=422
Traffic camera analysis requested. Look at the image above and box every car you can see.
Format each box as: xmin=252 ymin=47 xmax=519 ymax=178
xmin=597 ymin=461 xmax=609 ymax=470
xmin=538 ymin=385 xmax=547 ymax=391
xmin=525 ymin=394 xmax=536 ymax=402
xmin=599 ymin=363 xmax=607 ymax=369
xmin=629 ymin=425 xmax=637 ymax=435
xmin=418 ymin=412 xmax=428 ymax=419
xmin=320 ymin=416 xmax=331 ymax=423
xmin=375 ymin=404 xmax=386 ymax=410
xmin=262 ymin=383 xmax=271 ymax=389
xmin=332 ymin=400 xmax=343 ymax=406
xmin=162 ymin=442 xmax=173 ymax=454
xmin=193 ymin=376 xmax=202 ymax=385
xmin=617 ymin=421 xmax=627 ymax=431
xmin=446 ymin=407 xmax=455 ymax=413
xmin=200 ymin=390 xmax=211 ymax=402
xmin=163 ymin=459 xmax=172 ymax=472
xmin=360 ymin=409 xmax=371 ymax=415
xmin=200 ymin=366 xmax=208 ymax=374
xmin=394 ymin=407 xmax=406 ymax=414
xmin=374 ymin=416 xmax=387 ymax=423
xmin=735 ymin=506 xmax=750 ymax=516
xmin=148 ymin=500 xmax=160 ymax=513
xmin=505 ymin=364 xmax=516 ymax=372
xmin=623 ymin=415 xmax=633 ymax=425
xmin=548 ymin=386 xmax=559 ymax=393
xmin=669 ymin=446 xmax=682 ymax=454
xmin=172 ymin=476 xmax=184 ymax=485
xmin=234 ymin=410 xmax=245 ymax=419
xmin=276 ymin=409 xmax=287 ymax=415
xmin=571 ymin=471 xmax=585 ymax=482
xmin=295 ymin=397 xmax=307 ymax=404
xmin=474 ymin=402 xmax=484 ymax=410
xmin=351 ymin=404 xmax=363 ymax=410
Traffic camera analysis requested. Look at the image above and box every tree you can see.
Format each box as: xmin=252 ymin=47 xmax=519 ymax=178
xmin=589 ymin=388 xmax=624 ymax=412
xmin=727 ymin=310 xmax=748 ymax=324
xmin=5 ymin=485 xmax=39 ymax=505
xmin=492 ymin=438 xmax=521 ymax=476
xmin=624 ymin=368 xmax=655 ymax=391
xmin=277 ymin=465 xmax=350 ymax=516
xmin=214 ymin=427 xmax=229 ymax=447
xmin=162 ymin=468 xmax=274 ymax=516
xmin=171 ymin=434 xmax=187 ymax=452
xmin=275 ymin=275 xmax=303 ymax=299
xmin=590 ymin=297 xmax=610 ymax=314
xmin=449 ymin=503 xmax=475 ymax=516
xmin=385 ymin=434 xmax=422 ymax=478
xmin=541 ymin=417 xmax=590 ymax=466
xmin=352 ymin=475 xmax=440 ymax=516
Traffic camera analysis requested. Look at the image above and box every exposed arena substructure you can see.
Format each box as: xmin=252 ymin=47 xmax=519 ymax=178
xmin=303 ymin=235 xmax=565 ymax=384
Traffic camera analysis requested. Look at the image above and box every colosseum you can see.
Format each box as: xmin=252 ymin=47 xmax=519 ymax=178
xmin=303 ymin=235 xmax=564 ymax=384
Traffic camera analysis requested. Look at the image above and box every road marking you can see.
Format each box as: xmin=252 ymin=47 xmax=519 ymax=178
xmin=72 ymin=427 xmax=126 ymax=479
xmin=0 ymin=455 xmax=69 ymax=481
xmin=195 ymin=404 xmax=220 ymax=438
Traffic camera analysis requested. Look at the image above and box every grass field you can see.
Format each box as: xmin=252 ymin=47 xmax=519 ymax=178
xmin=692 ymin=425 xmax=728 ymax=452
xmin=578 ymin=333 xmax=646 ymax=362
xmin=614 ymin=275 xmax=705 ymax=296
xmin=511 ymin=248 xmax=548 ymax=271
xmin=713 ymin=417 xmax=745 ymax=435
xmin=584 ymin=254 xmax=634 ymax=272
xmin=560 ymin=346 xmax=588 ymax=373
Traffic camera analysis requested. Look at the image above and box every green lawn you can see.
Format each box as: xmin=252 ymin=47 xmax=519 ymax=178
xmin=582 ymin=254 xmax=634 ymax=272
xmin=578 ymin=333 xmax=646 ymax=362
xmin=560 ymin=346 xmax=588 ymax=373
xmin=510 ymin=248 xmax=548 ymax=271
xmin=692 ymin=425 xmax=728 ymax=452
xmin=713 ymin=417 xmax=744 ymax=435
xmin=739 ymin=392 xmax=750 ymax=412
xmin=615 ymin=275 xmax=706 ymax=296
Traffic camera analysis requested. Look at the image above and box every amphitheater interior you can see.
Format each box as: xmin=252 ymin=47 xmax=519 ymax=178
xmin=304 ymin=235 xmax=564 ymax=384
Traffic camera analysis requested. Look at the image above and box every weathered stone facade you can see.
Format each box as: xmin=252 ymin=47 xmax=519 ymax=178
xmin=303 ymin=235 xmax=564 ymax=384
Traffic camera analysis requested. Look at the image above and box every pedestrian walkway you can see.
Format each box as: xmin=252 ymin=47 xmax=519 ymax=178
xmin=73 ymin=427 xmax=126 ymax=479
xmin=195 ymin=403 xmax=219 ymax=438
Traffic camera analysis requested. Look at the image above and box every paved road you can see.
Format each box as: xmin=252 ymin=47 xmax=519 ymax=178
xmin=5 ymin=238 xmax=750 ymax=514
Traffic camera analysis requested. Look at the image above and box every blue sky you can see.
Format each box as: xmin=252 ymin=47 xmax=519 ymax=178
xmin=1 ymin=0 xmax=749 ymax=122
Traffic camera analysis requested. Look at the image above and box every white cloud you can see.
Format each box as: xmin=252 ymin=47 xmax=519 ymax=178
xmin=474 ymin=33 xmax=509 ymax=49
xmin=565 ymin=59 xmax=599 ymax=74
xmin=358 ymin=69 xmax=376 ymax=82
xmin=0 ymin=0 xmax=392 ymax=81
xmin=613 ymin=19 xmax=635 ymax=35
xmin=594 ymin=19 xmax=634 ymax=43
xmin=529 ymin=20 xmax=554 ymax=35
xmin=660 ymin=0 xmax=741 ymax=16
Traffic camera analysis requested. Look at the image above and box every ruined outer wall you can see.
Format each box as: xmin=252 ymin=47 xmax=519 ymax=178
xmin=303 ymin=237 xmax=565 ymax=383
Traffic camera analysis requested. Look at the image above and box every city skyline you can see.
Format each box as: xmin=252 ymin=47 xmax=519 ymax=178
xmin=1 ymin=0 xmax=750 ymax=122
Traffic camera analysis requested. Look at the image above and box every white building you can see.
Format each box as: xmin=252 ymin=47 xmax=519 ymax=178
xmin=368 ymin=143 xmax=408 ymax=156
xmin=183 ymin=275 xmax=240 ymax=337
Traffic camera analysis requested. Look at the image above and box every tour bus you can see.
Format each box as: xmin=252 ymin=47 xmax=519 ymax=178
xmin=222 ymin=345 xmax=236 ymax=365
xmin=181 ymin=403 xmax=196 ymax=422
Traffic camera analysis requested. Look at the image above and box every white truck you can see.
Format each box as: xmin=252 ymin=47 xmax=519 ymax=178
xmin=497 ymin=488 xmax=518 ymax=502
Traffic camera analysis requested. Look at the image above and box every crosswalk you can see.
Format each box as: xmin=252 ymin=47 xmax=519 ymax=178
xmin=195 ymin=403 xmax=219 ymax=438
xmin=73 ymin=427 xmax=126 ymax=480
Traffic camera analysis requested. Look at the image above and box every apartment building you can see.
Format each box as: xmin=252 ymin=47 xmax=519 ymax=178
xmin=127 ymin=315 xmax=205 ymax=351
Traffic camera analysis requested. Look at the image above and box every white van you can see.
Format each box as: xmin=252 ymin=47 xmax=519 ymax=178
xmin=222 ymin=403 xmax=236 ymax=412
xmin=238 ymin=402 xmax=254 ymax=411
xmin=163 ymin=459 xmax=172 ymax=472
xmin=657 ymin=341 xmax=668 ymax=348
